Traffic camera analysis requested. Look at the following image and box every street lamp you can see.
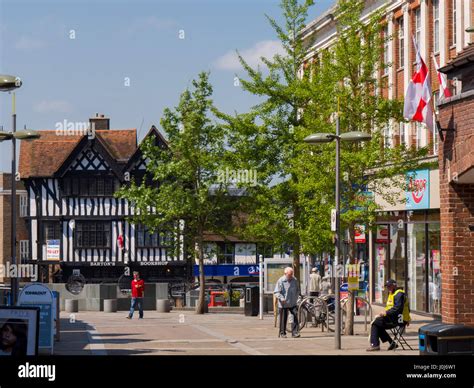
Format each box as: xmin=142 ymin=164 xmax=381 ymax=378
xmin=466 ymin=26 xmax=474 ymax=33
xmin=0 ymin=74 xmax=39 ymax=305
xmin=304 ymin=115 xmax=371 ymax=350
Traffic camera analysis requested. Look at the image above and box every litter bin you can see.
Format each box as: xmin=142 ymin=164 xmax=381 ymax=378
xmin=419 ymin=323 xmax=474 ymax=355
xmin=244 ymin=285 xmax=259 ymax=316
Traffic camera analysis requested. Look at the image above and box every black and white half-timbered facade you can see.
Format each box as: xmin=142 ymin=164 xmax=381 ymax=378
xmin=19 ymin=115 xmax=188 ymax=283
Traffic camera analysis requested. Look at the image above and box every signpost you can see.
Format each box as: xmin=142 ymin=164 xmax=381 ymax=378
xmin=18 ymin=283 xmax=54 ymax=354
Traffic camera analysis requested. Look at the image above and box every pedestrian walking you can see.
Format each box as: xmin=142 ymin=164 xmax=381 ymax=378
xmin=127 ymin=271 xmax=145 ymax=319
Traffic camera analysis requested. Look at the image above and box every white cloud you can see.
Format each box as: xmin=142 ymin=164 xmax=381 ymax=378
xmin=15 ymin=36 xmax=46 ymax=50
xmin=33 ymin=100 xmax=73 ymax=114
xmin=214 ymin=40 xmax=285 ymax=71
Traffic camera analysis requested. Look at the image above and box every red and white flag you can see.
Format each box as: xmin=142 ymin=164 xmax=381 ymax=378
xmin=403 ymin=38 xmax=434 ymax=132
xmin=432 ymin=54 xmax=452 ymax=100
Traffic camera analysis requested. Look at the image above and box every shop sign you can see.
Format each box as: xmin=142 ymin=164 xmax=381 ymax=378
xmin=406 ymin=169 xmax=430 ymax=210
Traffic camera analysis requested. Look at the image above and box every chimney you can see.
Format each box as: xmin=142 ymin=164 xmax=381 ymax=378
xmin=89 ymin=113 xmax=110 ymax=130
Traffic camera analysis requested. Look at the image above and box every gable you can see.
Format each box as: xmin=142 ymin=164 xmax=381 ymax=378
xmin=69 ymin=147 xmax=111 ymax=172
xmin=124 ymin=126 xmax=168 ymax=174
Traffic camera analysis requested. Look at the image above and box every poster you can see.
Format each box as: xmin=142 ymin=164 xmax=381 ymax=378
xmin=46 ymin=240 xmax=60 ymax=261
xmin=432 ymin=250 xmax=440 ymax=271
xmin=354 ymin=224 xmax=366 ymax=243
xmin=0 ymin=306 xmax=39 ymax=356
xmin=376 ymin=225 xmax=390 ymax=243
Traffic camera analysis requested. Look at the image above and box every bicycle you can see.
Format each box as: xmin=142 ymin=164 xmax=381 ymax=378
xmin=297 ymin=295 xmax=331 ymax=332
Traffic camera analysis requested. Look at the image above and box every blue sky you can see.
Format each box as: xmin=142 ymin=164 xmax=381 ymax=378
xmin=0 ymin=0 xmax=334 ymax=172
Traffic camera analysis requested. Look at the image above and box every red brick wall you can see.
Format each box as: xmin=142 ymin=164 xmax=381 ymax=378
xmin=438 ymin=93 xmax=474 ymax=326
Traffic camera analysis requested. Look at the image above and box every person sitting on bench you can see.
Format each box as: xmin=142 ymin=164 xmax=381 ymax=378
xmin=367 ymin=279 xmax=411 ymax=351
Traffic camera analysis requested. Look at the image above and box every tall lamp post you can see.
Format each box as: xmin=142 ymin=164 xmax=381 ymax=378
xmin=304 ymin=115 xmax=371 ymax=350
xmin=0 ymin=75 xmax=40 ymax=305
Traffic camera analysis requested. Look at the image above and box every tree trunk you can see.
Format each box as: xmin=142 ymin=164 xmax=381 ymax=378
xmin=344 ymin=225 xmax=356 ymax=335
xmin=195 ymin=237 xmax=207 ymax=314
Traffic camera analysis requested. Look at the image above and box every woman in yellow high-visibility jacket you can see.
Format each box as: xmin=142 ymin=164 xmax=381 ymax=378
xmin=367 ymin=279 xmax=411 ymax=351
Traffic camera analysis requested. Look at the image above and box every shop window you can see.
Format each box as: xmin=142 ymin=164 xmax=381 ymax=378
xmin=407 ymin=223 xmax=427 ymax=312
xmin=374 ymin=224 xmax=390 ymax=304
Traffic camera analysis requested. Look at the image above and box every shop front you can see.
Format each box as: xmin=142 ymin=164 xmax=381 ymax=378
xmin=371 ymin=167 xmax=441 ymax=315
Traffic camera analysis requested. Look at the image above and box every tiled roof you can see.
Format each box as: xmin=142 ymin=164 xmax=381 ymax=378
xmin=19 ymin=129 xmax=137 ymax=178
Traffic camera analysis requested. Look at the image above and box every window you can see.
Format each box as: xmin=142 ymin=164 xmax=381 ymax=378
xmin=433 ymin=0 xmax=440 ymax=53
xmin=62 ymin=176 xmax=116 ymax=197
xmin=452 ymin=0 xmax=457 ymax=47
xmin=217 ymin=243 xmax=234 ymax=264
xmin=384 ymin=123 xmax=393 ymax=148
xmin=136 ymin=224 xmax=160 ymax=247
xmin=19 ymin=194 xmax=28 ymax=217
xmin=20 ymin=240 xmax=29 ymax=261
xmin=383 ymin=24 xmax=389 ymax=76
xmin=398 ymin=17 xmax=405 ymax=68
xmin=433 ymin=91 xmax=440 ymax=155
xmin=416 ymin=122 xmax=424 ymax=149
xmin=75 ymin=221 xmax=111 ymax=248
xmin=415 ymin=8 xmax=421 ymax=48
xmin=399 ymin=122 xmax=407 ymax=147
xmin=43 ymin=222 xmax=61 ymax=241
xmin=257 ymin=243 xmax=273 ymax=259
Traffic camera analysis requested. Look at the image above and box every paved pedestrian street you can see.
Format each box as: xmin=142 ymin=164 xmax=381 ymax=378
xmin=55 ymin=306 xmax=435 ymax=356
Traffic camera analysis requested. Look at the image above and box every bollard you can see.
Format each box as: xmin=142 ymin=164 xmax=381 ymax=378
xmin=65 ymin=299 xmax=79 ymax=313
xmin=156 ymin=299 xmax=171 ymax=313
xmin=103 ymin=299 xmax=117 ymax=313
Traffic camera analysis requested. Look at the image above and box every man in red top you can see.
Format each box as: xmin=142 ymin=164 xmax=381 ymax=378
xmin=127 ymin=271 xmax=145 ymax=319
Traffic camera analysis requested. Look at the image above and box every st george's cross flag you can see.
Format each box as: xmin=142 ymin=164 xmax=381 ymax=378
xmin=403 ymin=38 xmax=434 ymax=132
xmin=432 ymin=54 xmax=452 ymax=100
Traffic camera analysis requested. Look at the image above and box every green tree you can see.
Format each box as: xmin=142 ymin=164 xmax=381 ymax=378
xmin=216 ymin=0 xmax=315 ymax=281
xmin=117 ymin=72 xmax=235 ymax=314
xmin=299 ymin=0 xmax=429 ymax=334
xmin=218 ymin=0 xmax=429 ymax=334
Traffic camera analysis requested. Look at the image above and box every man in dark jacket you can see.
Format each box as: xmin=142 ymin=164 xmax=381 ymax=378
xmin=367 ymin=279 xmax=410 ymax=351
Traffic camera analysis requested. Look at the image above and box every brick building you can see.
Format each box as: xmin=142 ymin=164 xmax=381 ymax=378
xmin=302 ymin=0 xmax=473 ymax=314
xmin=438 ymin=43 xmax=474 ymax=325
xmin=0 ymin=173 xmax=29 ymax=284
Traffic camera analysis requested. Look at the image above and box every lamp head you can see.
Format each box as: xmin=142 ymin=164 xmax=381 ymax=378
xmin=339 ymin=131 xmax=372 ymax=142
xmin=0 ymin=75 xmax=22 ymax=92
xmin=304 ymin=133 xmax=336 ymax=144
